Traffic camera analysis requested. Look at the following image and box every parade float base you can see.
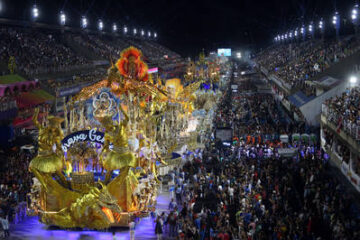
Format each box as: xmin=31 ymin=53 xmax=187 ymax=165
xmin=17 ymin=192 xmax=170 ymax=239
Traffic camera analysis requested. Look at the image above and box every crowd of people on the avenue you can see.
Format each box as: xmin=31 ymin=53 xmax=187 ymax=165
xmin=153 ymin=70 xmax=360 ymax=240
xmin=323 ymin=87 xmax=360 ymax=141
xmin=256 ymin=37 xmax=360 ymax=94
xmin=0 ymin=150 xmax=34 ymax=230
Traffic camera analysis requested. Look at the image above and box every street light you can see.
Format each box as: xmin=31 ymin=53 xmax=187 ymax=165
xmin=154 ymin=32 xmax=157 ymax=38
xmin=60 ymin=11 xmax=66 ymax=26
xmin=319 ymin=20 xmax=323 ymax=29
xmin=124 ymin=26 xmax=128 ymax=34
xmin=113 ymin=23 xmax=117 ymax=32
xmin=98 ymin=20 xmax=103 ymax=31
xmin=141 ymin=30 xmax=145 ymax=36
xmin=81 ymin=16 xmax=87 ymax=28
xmin=148 ymin=31 xmax=151 ymax=37
xmin=32 ymin=4 xmax=39 ymax=20
xmin=133 ymin=28 xmax=137 ymax=35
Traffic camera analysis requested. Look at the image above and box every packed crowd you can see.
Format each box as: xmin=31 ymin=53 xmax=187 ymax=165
xmin=0 ymin=27 xmax=88 ymax=76
xmin=40 ymin=68 xmax=106 ymax=96
xmin=154 ymin=67 xmax=360 ymax=240
xmin=0 ymin=26 xmax=182 ymax=77
xmin=0 ymin=150 xmax=34 ymax=226
xmin=323 ymin=87 xmax=360 ymax=141
xmin=256 ymin=37 xmax=360 ymax=94
xmin=68 ymin=32 xmax=181 ymax=65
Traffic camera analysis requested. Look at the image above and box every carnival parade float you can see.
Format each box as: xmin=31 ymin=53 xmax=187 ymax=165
xmin=28 ymin=47 xmax=221 ymax=229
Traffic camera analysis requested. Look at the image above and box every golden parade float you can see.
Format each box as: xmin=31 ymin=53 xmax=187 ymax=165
xmin=28 ymin=47 xmax=211 ymax=229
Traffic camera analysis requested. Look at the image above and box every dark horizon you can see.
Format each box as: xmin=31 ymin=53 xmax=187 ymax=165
xmin=0 ymin=0 xmax=357 ymax=57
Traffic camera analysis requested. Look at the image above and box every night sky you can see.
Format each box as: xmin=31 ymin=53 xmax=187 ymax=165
xmin=0 ymin=0 xmax=356 ymax=57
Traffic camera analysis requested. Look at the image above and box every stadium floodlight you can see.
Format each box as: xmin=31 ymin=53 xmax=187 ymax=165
xmin=350 ymin=75 xmax=358 ymax=84
xmin=352 ymin=5 xmax=359 ymax=21
xmin=154 ymin=32 xmax=157 ymax=38
xmin=289 ymin=31 xmax=293 ymax=38
xmin=319 ymin=20 xmax=323 ymax=29
xmin=284 ymin=33 xmax=288 ymax=39
xmin=148 ymin=31 xmax=151 ymax=37
xmin=60 ymin=11 xmax=66 ymax=26
xmin=32 ymin=4 xmax=39 ymax=19
xmin=133 ymin=28 xmax=137 ymax=35
xmin=81 ymin=16 xmax=87 ymax=28
xmin=141 ymin=30 xmax=145 ymax=36
xmin=124 ymin=26 xmax=128 ymax=34
xmin=332 ymin=12 xmax=340 ymax=26
xmin=300 ymin=27 xmax=304 ymax=34
xmin=236 ymin=52 xmax=242 ymax=59
xmin=98 ymin=20 xmax=103 ymax=31
xmin=308 ymin=24 xmax=313 ymax=32
xmin=113 ymin=23 xmax=117 ymax=32
xmin=294 ymin=30 xmax=298 ymax=37
xmin=332 ymin=11 xmax=340 ymax=39
xmin=281 ymin=35 xmax=284 ymax=40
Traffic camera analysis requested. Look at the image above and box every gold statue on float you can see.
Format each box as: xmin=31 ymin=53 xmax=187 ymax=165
xmin=99 ymin=105 xmax=137 ymax=184
xmin=29 ymin=108 xmax=67 ymax=187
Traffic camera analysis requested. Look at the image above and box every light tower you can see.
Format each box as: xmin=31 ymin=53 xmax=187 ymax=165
xmin=352 ymin=2 xmax=359 ymax=35
xmin=319 ymin=19 xmax=324 ymax=40
xmin=60 ymin=11 xmax=66 ymax=26
xmin=332 ymin=11 xmax=340 ymax=40
xmin=81 ymin=16 xmax=88 ymax=29
xmin=32 ymin=4 xmax=39 ymax=21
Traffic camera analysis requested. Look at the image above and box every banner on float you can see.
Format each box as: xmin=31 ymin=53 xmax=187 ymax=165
xmin=61 ymin=129 xmax=104 ymax=152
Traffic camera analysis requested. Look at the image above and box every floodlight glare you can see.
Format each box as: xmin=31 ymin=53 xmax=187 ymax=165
xmin=32 ymin=4 xmax=39 ymax=19
xmin=98 ymin=20 xmax=103 ymax=31
xmin=141 ymin=30 xmax=144 ymax=36
xmin=352 ymin=7 xmax=358 ymax=20
xmin=148 ymin=31 xmax=151 ymax=37
xmin=154 ymin=32 xmax=157 ymax=38
xmin=113 ymin=24 xmax=117 ymax=32
xmin=350 ymin=75 xmax=358 ymax=83
xmin=133 ymin=28 xmax=137 ymax=35
xmin=294 ymin=30 xmax=298 ymax=36
xmin=319 ymin=20 xmax=323 ymax=29
xmin=309 ymin=24 xmax=313 ymax=32
xmin=332 ymin=12 xmax=339 ymax=26
xmin=124 ymin=26 xmax=128 ymax=33
xmin=81 ymin=16 xmax=87 ymax=28
xmin=60 ymin=11 xmax=66 ymax=26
